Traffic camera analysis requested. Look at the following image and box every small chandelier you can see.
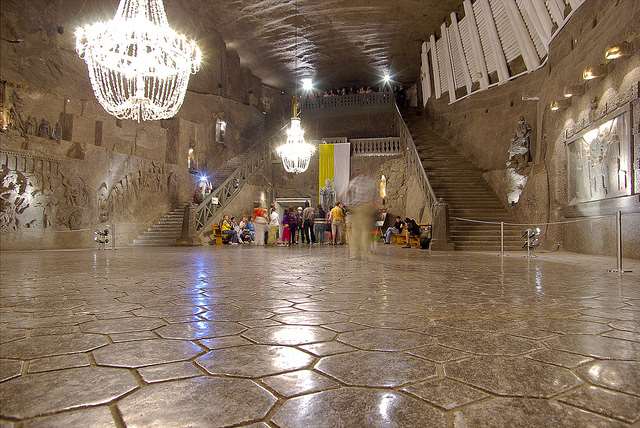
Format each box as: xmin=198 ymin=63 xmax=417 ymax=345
xmin=276 ymin=97 xmax=315 ymax=173
xmin=75 ymin=0 xmax=202 ymax=122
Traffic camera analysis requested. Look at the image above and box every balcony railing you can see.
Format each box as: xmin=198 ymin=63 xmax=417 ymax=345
xmin=300 ymin=92 xmax=394 ymax=112
xmin=351 ymin=138 xmax=401 ymax=157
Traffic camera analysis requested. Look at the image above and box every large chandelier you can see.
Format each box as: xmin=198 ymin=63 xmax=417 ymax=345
xmin=75 ymin=0 xmax=202 ymax=122
xmin=276 ymin=97 xmax=315 ymax=173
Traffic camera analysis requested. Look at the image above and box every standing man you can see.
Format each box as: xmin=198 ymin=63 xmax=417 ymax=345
xmin=345 ymin=175 xmax=377 ymax=260
xmin=302 ymin=202 xmax=316 ymax=245
xmin=329 ymin=202 xmax=345 ymax=245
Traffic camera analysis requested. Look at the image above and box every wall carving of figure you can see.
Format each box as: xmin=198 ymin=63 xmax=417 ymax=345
xmin=506 ymin=116 xmax=532 ymax=205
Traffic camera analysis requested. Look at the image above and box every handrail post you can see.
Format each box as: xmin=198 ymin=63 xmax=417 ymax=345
xmin=608 ymin=210 xmax=632 ymax=274
xmin=500 ymin=221 xmax=504 ymax=257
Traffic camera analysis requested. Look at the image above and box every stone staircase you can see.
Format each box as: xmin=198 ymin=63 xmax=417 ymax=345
xmin=131 ymin=152 xmax=253 ymax=247
xmin=404 ymin=110 xmax=523 ymax=251
xmin=132 ymin=203 xmax=191 ymax=246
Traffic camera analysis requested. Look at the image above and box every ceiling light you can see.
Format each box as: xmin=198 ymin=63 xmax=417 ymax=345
xmin=383 ymin=72 xmax=391 ymax=84
xmin=550 ymin=99 xmax=570 ymax=112
xmin=582 ymin=65 xmax=604 ymax=81
xmin=550 ymin=101 xmax=561 ymax=111
xmin=605 ymin=42 xmax=632 ymax=60
xmin=302 ymin=78 xmax=313 ymax=91
xmin=76 ymin=0 xmax=201 ymax=122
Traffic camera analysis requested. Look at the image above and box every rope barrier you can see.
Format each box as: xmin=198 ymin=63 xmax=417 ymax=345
xmin=451 ymin=215 xmax=612 ymax=226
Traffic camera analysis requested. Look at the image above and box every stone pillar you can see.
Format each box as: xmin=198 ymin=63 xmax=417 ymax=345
xmin=176 ymin=204 xmax=200 ymax=246
xmin=430 ymin=199 xmax=455 ymax=250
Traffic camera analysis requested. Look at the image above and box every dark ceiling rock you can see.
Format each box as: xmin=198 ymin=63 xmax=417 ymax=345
xmin=0 ymin=0 xmax=461 ymax=90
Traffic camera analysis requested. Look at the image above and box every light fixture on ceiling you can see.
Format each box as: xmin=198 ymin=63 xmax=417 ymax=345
xmin=582 ymin=65 xmax=605 ymax=81
xmin=563 ymin=84 xmax=584 ymax=98
xmin=382 ymin=71 xmax=391 ymax=84
xmin=550 ymin=101 xmax=561 ymax=111
xmin=276 ymin=96 xmax=315 ymax=174
xmin=275 ymin=0 xmax=315 ymax=174
xmin=302 ymin=78 xmax=313 ymax=91
xmin=605 ymin=42 xmax=632 ymax=60
xmin=75 ymin=0 xmax=202 ymax=122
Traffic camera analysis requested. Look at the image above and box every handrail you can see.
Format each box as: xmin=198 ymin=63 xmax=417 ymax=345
xmin=300 ymin=92 xmax=394 ymax=111
xmin=350 ymin=137 xmax=401 ymax=157
xmin=393 ymin=105 xmax=437 ymax=206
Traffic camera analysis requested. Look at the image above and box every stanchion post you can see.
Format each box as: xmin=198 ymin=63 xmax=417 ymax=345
xmin=112 ymin=222 xmax=116 ymax=250
xmin=500 ymin=221 xmax=504 ymax=257
xmin=608 ymin=210 xmax=631 ymax=274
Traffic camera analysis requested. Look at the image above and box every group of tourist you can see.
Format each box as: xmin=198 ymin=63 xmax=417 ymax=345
xmin=216 ymin=200 xmax=353 ymax=247
xmin=303 ymin=86 xmax=377 ymax=99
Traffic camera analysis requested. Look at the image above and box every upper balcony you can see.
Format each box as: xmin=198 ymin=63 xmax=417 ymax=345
xmin=299 ymin=92 xmax=394 ymax=113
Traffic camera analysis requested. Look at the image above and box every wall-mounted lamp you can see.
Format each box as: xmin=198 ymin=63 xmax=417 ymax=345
xmin=550 ymin=99 xmax=571 ymax=112
xmin=582 ymin=65 xmax=605 ymax=81
xmin=563 ymin=84 xmax=584 ymax=98
xmin=605 ymin=42 xmax=632 ymax=60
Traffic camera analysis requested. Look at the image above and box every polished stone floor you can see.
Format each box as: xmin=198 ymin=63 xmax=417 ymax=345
xmin=0 ymin=246 xmax=639 ymax=427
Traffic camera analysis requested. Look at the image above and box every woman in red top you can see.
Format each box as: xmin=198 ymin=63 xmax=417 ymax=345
xmin=252 ymin=201 xmax=268 ymax=245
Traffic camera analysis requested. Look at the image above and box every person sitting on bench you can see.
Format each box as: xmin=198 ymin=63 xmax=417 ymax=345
xmin=220 ymin=215 xmax=239 ymax=244
xmin=384 ymin=216 xmax=405 ymax=244
xmin=403 ymin=218 xmax=421 ymax=248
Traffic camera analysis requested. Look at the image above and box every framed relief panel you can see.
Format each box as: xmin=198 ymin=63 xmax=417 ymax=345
xmin=567 ymin=106 xmax=633 ymax=205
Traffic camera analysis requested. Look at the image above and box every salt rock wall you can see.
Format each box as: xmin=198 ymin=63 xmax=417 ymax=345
xmin=0 ymin=0 xmax=282 ymax=249
xmin=423 ymin=0 xmax=640 ymax=258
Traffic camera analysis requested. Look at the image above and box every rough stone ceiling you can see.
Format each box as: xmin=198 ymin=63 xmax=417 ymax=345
xmin=177 ymin=0 xmax=462 ymax=88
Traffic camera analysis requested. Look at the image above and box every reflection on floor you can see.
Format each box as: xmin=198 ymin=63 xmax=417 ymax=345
xmin=0 ymin=247 xmax=639 ymax=427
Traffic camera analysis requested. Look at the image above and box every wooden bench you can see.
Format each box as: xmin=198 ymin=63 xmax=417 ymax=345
xmin=210 ymin=224 xmax=224 ymax=245
xmin=391 ymin=224 xmax=431 ymax=248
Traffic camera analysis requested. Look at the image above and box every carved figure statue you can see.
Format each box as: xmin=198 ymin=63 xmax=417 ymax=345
xmin=507 ymin=116 xmax=532 ymax=170
xmin=37 ymin=118 xmax=50 ymax=139
xmin=505 ymin=117 xmax=532 ymax=205
xmin=24 ymin=115 xmax=34 ymax=135
xmin=320 ymin=178 xmax=336 ymax=212
xmin=51 ymin=121 xmax=62 ymax=140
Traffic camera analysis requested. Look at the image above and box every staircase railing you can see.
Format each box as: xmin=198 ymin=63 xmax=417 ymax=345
xmin=194 ymin=122 xmax=288 ymax=231
xmin=393 ymin=105 xmax=452 ymax=250
xmin=351 ymin=137 xmax=401 ymax=157
xmin=393 ymin=105 xmax=437 ymax=210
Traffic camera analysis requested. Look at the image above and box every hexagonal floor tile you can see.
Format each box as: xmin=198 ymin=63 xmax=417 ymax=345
xmin=119 ymin=377 xmax=276 ymax=427
xmin=546 ymin=335 xmax=640 ymax=360
xmin=455 ymin=397 xmax=625 ymax=427
xmin=273 ymin=311 xmax=349 ymax=326
xmin=347 ymin=314 xmax=430 ymax=330
xmin=402 ymin=378 xmax=489 ymax=410
xmin=272 ymin=387 xmax=445 ymax=427
xmin=93 ymin=339 xmax=202 ymax=368
xmin=558 ymin=385 xmax=640 ymax=424
xmin=438 ymin=331 xmax=539 ymax=356
xmin=242 ymin=325 xmax=335 ymax=346
xmin=0 ymin=334 xmax=108 ymax=360
xmin=199 ymin=308 xmax=273 ymax=321
xmin=261 ymin=370 xmax=339 ymax=397
xmin=155 ymin=321 xmax=245 ymax=340
xmin=337 ymin=328 xmax=434 ymax=351
xmin=315 ymin=350 xmax=436 ymax=387
xmin=577 ymin=361 xmax=640 ymax=396
xmin=446 ymin=356 xmax=581 ymax=398
xmin=21 ymin=406 xmax=116 ymax=428
xmin=0 ymin=367 xmax=137 ymax=419
xmin=80 ymin=317 xmax=166 ymax=334
xmin=196 ymin=344 xmax=313 ymax=378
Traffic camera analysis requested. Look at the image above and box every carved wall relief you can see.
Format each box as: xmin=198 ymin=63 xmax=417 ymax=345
xmin=566 ymin=108 xmax=632 ymax=205
xmin=0 ymin=152 xmax=90 ymax=232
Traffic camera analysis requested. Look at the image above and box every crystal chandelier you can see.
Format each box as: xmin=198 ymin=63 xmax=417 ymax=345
xmin=276 ymin=97 xmax=315 ymax=174
xmin=75 ymin=0 xmax=202 ymax=122
xmin=275 ymin=0 xmax=315 ymax=174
